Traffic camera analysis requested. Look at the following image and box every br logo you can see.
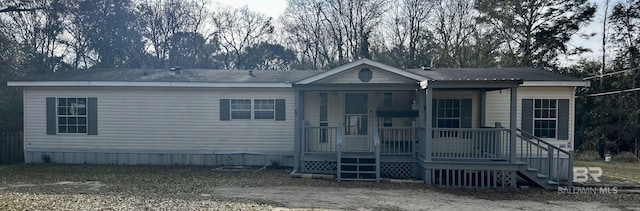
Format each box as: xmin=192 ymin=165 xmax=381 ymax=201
xmin=573 ymin=167 xmax=602 ymax=182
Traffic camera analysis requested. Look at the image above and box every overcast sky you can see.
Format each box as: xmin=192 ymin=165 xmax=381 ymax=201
xmin=212 ymin=0 xmax=609 ymax=67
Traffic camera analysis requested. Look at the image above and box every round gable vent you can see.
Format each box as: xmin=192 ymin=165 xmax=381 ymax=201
xmin=358 ymin=68 xmax=372 ymax=82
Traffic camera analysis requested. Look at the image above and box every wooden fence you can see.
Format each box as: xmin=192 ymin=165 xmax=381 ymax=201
xmin=0 ymin=132 xmax=23 ymax=163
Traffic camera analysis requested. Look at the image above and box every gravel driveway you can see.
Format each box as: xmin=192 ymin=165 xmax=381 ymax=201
xmin=1 ymin=164 xmax=639 ymax=210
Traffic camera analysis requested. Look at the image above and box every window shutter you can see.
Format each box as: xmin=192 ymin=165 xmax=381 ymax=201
xmin=46 ymin=97 xmax=56 ymax=135
xmin=521 ymin=99 xmax=533 ymax=133
xmin=88 ymin=97 xmax=98 ymax=135
xmin=557 ymin=99 xmax=569 ymax=140
xmin=461 ymin=98 xmax=472 ymax=128
xmin=431 ymin=98 xmax=437 ymax=127
xmin=220 ymin=99 xmax=230 ymax=121
xmin=275 ymin=99 xmax=286 ymax=121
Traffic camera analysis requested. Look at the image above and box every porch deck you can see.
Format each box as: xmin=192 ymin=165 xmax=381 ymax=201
xmin=298 ymin=124 xmax=573 ymax=189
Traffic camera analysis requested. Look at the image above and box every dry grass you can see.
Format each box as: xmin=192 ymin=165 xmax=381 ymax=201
xmin=575 ymin=160 xmax=640 ymax=183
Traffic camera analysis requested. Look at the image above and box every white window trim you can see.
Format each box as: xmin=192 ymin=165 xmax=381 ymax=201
xmin=533 ymin=99 xmax=558 ymax=139
xmin=230 ymin=99 xmax=252 ymax=120
xmin=435 ymin=98 xmax=461 ymax=128
xmin=253 ymin=99 xmax=276 ymax=120
xmin=229 ymin=98 xmax=277 ymax=120
xmin=56 ymin=97 xmax=88 ymax=134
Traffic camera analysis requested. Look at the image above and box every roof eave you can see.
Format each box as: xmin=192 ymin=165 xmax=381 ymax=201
xmin=295 ymin=59 xmax=427 ymax=84
xmin=7 ymin=81 xmax=292 ymax=88
xmin=521 ymin=81 xmax=590 ymax=87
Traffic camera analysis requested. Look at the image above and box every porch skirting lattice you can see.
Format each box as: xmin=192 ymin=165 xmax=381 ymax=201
xmin=380 ymin=162 xmax=417 ymax=179
xmin=302 ymin=161 xmax=337 ymax=174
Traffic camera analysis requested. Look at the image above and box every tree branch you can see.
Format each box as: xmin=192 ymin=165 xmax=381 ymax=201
xmin=0 ymin=6 xmax=45 ymax=13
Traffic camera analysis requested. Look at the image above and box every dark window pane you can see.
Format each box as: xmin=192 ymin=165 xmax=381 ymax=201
xmin=68 ymin=98 xmax=76 ymax=106
xmin=68 ymin=117 xmax=77 ymax=124
xmin=58 ymin=107 xmax=67 ymax=115
xmin=68 ymin=126 xmax=77 ymax=133
xmin=254 ymin=111 xmax=274 ymax=119
xmin=77 ymin=107 xmax=86 ymax=115
xmin=58 ymin=98 xmax=66 ymax=106
xmin=58 ymin=117 xmax=67 ymax=124
xmin=78 ymin=117 xmax=86 ymax=124
xmin=383 ymin=93 xmax=392 ymax=107
xmin=542 ymin=110 xmax=549 ymax=118
xmin=78 ymin=126 xmax=87 ymax=133
xmin=542 ymin=99 xmax=549 ymax=107
xmin=231 ymin=111 xmax=251 ymax=119
xmin=58 ymin=126 xmax=66 ymax=133
xmin=550 ymin=100 xmax=557 ymax=108
xmin=77 ymin=98 xmax=86 ymax=104
xmin=344 ymin=94 xmax=367 ymax=114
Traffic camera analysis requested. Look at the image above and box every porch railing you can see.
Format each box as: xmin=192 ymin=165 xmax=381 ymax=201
xmin=303 ymin=125 xmax=338 ymax=153
xmin=516 ymin=129 xmax=573 ymax=189
xmin=431 ymin=128 xmax=510 ymax=160
xmin=378 ymin=125 xmax=416 ymax=155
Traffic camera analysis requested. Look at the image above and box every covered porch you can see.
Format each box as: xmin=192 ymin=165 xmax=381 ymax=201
xmin=291 ymin=60 xmax=573 ymax=189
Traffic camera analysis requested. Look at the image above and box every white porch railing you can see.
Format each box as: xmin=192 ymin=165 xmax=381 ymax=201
xmin=303 ymin=125 xmax=338 ymax=153
xmin=516 ymin=129 xmax=573 ymax=188
xmin=378 ymin=126 xmax=416 ymax=155
xmin=431 ymin=128 xmax=510 ymax=160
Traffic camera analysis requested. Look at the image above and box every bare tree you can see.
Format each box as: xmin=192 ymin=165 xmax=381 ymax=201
xmin=281 ymin=0 xmax=332 ymax=69
xmin=137 ymin=0 xmax=210 ymax=68
xmin=377 ymin=0 xmax=434 ymax=68
xmin=432 ymin=0 xmax=477 ymax=67
xmin=211 ymin=5 xmax=273 ymax=69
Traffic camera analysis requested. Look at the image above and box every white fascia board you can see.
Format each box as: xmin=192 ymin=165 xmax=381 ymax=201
xmin=7 ymin=81 xmax=292 ymax=88
xmin=521 ymin=81 xmax=590 ymax=87
xmin=296 ymin=58 xmax=427 ymax=84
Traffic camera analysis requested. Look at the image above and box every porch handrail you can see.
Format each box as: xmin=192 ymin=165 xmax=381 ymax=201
xmin=431 ymin=128 xmax=510 ymax=160
xmin=373 ymin=126 xmax=381 ymax=182
xmin=303 ymin=125 xmax=338 ymax=153
xmin=378 ymin=126 xmax=416 ymax=155
xmin=516 ymin=128 xmax=573 ymax=191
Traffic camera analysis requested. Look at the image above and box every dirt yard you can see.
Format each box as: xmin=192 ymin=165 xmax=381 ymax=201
xmin=1 ymin=164 xmax=639 ymax=210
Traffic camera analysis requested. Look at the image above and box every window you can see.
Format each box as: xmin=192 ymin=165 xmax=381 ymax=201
xmin=254 ymin=99 xmax=275 ymax=119
xmin=436 ymin=99 xmax=461 ymax=128
xmin=534 ymin=99 xmax=557 ymax=138
xmin=383 ymin=93 xmax=392 ymax=127
xmin=230 ymin=99 xmax=251 ymax=119
xmin=319 ymin=93 xmax=328 ymax=143
xmin=57 ymin=97 xmax=87 ymax=133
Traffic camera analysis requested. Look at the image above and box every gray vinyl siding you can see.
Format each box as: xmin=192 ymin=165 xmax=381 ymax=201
xmin=484 ymin=86 xmax=576 ymax=149
xmin=23 ymin=87 xmax=295 ymax=157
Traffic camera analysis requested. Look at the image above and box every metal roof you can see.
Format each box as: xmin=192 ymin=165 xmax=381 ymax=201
xmin=9 ymin=62 xmax=587 ymax=88
xmin=405 ymin=68 xmax=583 ymax=82
xmin=13 ymin=68 xmax=320 ymax=83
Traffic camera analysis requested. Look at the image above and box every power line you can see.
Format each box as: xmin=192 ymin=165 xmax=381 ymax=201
xmin=584 ymin=87 xmax=640 ymax=97
xmin=582 ymin=67 xmax=639 ymax=80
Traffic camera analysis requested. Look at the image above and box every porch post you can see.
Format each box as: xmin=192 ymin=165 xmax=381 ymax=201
xmin=480 ymin=89 xmax=486 ymax=127
xmin=509 ymin=87 xmax=517 ymax=163
xmin=293 ymin=90 xmax=304 ymax=171
xmin=424 ymin=87 xmax=433 ymax=185
xmin=425 ymin=87 xmax=433 ymax=162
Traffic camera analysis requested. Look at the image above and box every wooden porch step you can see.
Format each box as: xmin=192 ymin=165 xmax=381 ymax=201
xmin=339 ymin=178 xmax=378 ymax=182
xmin=527 ymin=167 xmax=538 ymax=172
xmin=340 ymin=170 xmax=376 ymax=174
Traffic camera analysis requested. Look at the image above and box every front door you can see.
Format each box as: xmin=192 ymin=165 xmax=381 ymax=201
xmin=344 ymin=93 xmax=369 ymax=151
